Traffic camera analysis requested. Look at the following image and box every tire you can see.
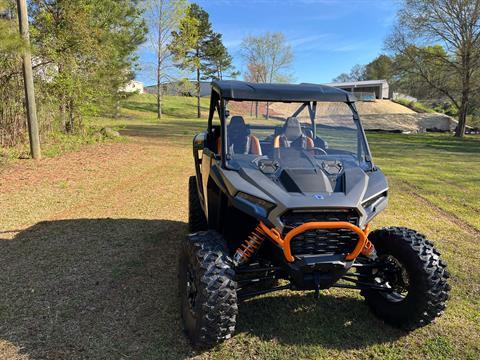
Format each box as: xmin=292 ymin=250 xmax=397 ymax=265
xmin=178 ymin=231 xmax=238 ymax=348
xmin=360 ymin=227 xmax=450 ymax=330
xmin=188 ymin=176 xmax=207 ymax=233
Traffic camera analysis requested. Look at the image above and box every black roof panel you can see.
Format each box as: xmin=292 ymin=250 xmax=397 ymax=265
xmin=212 ymin=80 xmax=355 ymax=102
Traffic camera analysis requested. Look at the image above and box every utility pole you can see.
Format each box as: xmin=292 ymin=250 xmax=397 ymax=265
xmin=17 ymin=0 xmax=41 ymax=159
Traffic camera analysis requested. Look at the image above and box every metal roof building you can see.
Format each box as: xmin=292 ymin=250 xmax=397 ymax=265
xmin=324 ymin=79 xmax=390 ymax=100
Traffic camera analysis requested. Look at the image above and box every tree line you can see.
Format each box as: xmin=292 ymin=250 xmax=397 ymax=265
xmin=0 ymin=0 xmax=294 ymax=154
xmin=333 ymin=0 xmax=480 ymax=138
xmin=4 ymin=0 xmax=474 ymax=155
xmin=1 ymin=0 xmax=147 ymax=148
xmin=145 ymin=1 xmax=292 ymax=120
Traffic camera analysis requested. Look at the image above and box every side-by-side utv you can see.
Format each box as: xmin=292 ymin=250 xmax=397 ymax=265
xmin=179 ymin=80 xmax=450 ymax=348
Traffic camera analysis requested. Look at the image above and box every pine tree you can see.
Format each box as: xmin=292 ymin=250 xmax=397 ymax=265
xmin=203 ymin=32 xmax=236 ymax=80
xmin=169 ymin=3 xmax=233 ymax=117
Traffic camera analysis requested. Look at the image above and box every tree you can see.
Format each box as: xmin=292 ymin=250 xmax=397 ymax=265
xmin=1 ymin=1 xmax=22 ymax=147
xmin=331 ymin=64 xmax=365 ymax=82
xmin=331 ymin=73 xmax=352 ymax=83
xmin=145 ymin=0 xmax=187 ymax=119
xmin=393 ymin=45 xmax=451 ymax=99
xmin=30 ymin=0 xmax=146 ymax=132
xmin=241 ymin=32 xmax=293 ymax=118
xmin=169 ymin=3 xmax=212 ymax=118
xmin=387 ymin=0 xmax=480 ymax=137
xmin=364 ymin=55 xmax=394 ymax=82
xmin=244 ymin=62 xmax=265 ymax=117
xmin=203 ymin=32 xmax=237 ymax=80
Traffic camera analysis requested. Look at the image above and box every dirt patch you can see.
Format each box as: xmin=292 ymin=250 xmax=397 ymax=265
xmin=270 ymin=100 xmax=416 ymax=118
xmin=0 ymin=142 xmax=146 ymax=194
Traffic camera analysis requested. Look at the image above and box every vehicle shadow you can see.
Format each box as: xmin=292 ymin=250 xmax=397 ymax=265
xmin=0 ymin=218 xmax=191 ymax=359
xmin=237 ymin=291 xmax=405 ymax=349
xmin=0 ymin=219 xmax=404 ymax=359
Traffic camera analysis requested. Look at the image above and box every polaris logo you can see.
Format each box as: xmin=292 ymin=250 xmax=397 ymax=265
xmin=313 ymin=194 xmax=325 ymax=200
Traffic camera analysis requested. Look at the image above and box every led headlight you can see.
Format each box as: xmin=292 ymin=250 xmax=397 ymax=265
xmin=362 ymin=191 xmax=387 ymax=210
xmin=235 ymin=192 xmax=275 ymax=217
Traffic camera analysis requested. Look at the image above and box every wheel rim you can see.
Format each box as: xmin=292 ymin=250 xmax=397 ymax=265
xmin=375 ymin=255 xmax=410 ymax=303
xmin=186 ymin=263 xmax=198 ymax=313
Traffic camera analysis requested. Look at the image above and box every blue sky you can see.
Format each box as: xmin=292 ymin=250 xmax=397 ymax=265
xmin=136 ymin=0 xmax=400 ymax=86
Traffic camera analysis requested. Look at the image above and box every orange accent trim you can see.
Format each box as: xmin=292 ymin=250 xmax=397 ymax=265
xmin=361 ymin=239 xmax=375 ymax=257
xmin=273 ymin=135 xmax=280 ymax=149
xmin=216 ymin=137 xmax=222 ymax=155
xmin=306 ymin=136 xmax=314 ymax=150
xmin=250 ymin=135 xmax=262 ymax=155
xmin=259 ymin=221 xmax=369 ymax=263
xmin=364 ymin=223 xmax=371 ymax=236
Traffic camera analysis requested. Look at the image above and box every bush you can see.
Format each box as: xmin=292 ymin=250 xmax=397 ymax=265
xmin=394 ymin=98 xmax=435 ymax=113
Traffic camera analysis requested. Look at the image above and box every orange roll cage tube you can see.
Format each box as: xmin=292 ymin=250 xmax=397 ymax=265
xmin=258 ymin=221 xmax=371 ymax=263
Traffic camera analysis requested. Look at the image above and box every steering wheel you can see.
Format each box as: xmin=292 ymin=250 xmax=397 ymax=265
xmin=312 ymin=147 xmax=327 ymax=155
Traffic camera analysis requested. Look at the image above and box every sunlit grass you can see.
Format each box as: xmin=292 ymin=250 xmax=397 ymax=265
xmin=2 ymin=94 xmax=478 ymax=359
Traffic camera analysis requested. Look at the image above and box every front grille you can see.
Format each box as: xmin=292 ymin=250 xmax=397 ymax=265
xmin=281 ymin=210 xmax=360 ymax=256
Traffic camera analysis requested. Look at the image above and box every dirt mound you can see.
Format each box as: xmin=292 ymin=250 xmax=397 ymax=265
xmin=270 ymin=100 xmax=416 ymax=117
xmin=268 ymin=100 xmax=455 ymax=133
xmin=227 ymin=101 xmax=282 ymax=117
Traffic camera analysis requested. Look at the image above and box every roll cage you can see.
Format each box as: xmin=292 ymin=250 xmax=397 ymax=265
xmin=206 ymin=80 xmax=374 ymax=170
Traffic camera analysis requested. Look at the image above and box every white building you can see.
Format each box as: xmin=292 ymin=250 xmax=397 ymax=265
xmin=325 ymin=79 xmax=390 ymax=100
xmin=122 ymin=80 xmax=144 ymax=94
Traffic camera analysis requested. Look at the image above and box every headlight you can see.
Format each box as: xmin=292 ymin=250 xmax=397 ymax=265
xmin=235 ymin=192 xmax=275 ymax=217
xmin=362 ymin=192 xmax=387 ymax=209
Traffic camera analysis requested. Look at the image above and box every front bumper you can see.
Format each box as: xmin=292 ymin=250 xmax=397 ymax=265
xmin=259 ymin=221 xmax=370 ymax=263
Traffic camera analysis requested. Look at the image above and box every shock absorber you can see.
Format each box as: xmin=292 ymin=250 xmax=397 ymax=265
xmin=234 ymin=225 xmax=268 ymax=265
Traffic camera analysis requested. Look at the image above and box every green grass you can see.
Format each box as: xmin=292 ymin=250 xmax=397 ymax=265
xmin=1 ymin=93 xmax=479 ymax=359
xmin=0 ymin=119 xmax=123 ymax=167
xmin=367 ymin=132 xmax=480 ymax=230
xmin=393 ymin=98 xmax=436 ymax=113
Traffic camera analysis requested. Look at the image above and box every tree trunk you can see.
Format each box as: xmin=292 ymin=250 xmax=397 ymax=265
xmin=67 ymin=99 xmax=74 ymax=133
xmin=455 ymin=52 xmax=472 ymax=138
xmin=196 ymin=66 xmax=201 ymax=118
xmin=114 ymin=99 xmax=120 ymax=119
xmin=60 ymin=93 xmax=67 ymax=132
xmin=455 ymin=95 xmax=468 ymax=137
xmin=157 ymin=66 xmax=162 ymax=120
xmin=266 ymin=102 xmax=270 ymax=120
xmin=255 ymin=101 xmax=258 ymax=119
xmin=156 ymin=7 xmax=162 ymax=120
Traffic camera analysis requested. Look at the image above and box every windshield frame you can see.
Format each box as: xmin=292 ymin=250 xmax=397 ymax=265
xmin=207 ymin=89 xmax=374 ymax=171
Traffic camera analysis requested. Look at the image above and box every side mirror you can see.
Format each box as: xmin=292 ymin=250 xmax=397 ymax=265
xmin=193 ymin=132 xmax=206 ymax=151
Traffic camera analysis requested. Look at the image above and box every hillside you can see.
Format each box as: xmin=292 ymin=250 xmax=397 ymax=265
xmin=268 ymin=100 xmax=456 ymax=133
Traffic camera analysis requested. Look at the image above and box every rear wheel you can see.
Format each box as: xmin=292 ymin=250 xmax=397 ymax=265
xmin=178 ymin=231 xmax=238 ymax=348
xmin=360 ymin=227 xmax=450 ymax=330
xmin=188 ymin=176 xmax=207 ymax=233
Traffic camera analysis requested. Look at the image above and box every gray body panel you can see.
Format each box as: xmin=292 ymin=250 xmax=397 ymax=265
xmin=214 ymin=159 xmax=388 ymax=231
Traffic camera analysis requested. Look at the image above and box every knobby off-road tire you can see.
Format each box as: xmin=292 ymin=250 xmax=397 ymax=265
xmin=179 ymin=230 xmax=238 ymax=349
xmin=188 ymin=176 xmax=207 ymax=233
xmin=361 ymin=227 xmax=450 ymax=330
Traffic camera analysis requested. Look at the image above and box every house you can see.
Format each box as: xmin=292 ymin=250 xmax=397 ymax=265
xmin=121 ymin=80 xmax=144 ymax=94
xmin=324 ymin=79 xmax=390 ymax=100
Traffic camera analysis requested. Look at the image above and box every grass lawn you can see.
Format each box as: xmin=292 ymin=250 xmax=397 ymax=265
xmin=0 ymin=94 xmax=479 ymax=359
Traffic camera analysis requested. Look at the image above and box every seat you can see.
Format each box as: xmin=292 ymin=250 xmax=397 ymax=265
xmin=227 ymin=116 xmax=262 ymax=155
xmin=303 ymin=128 xmax=328 ymax=150
xmin=274 ymin=117 xmax=314 ymax=151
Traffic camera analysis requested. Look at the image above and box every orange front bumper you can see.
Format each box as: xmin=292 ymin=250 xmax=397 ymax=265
xmin=259 ymin=221 xmax=370 ymax=262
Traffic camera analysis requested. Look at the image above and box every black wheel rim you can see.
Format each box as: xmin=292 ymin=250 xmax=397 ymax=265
xmin=375 ymin=255 xmax=410 ymax=303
